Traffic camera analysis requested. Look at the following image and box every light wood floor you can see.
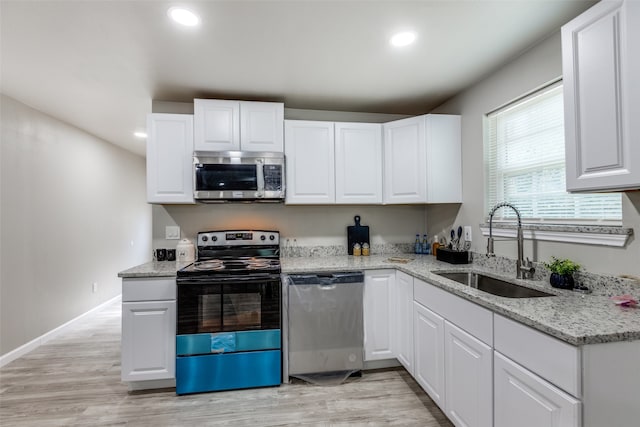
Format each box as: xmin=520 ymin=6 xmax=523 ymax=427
xmin=0 ymin=298 xmax=453 ymax=426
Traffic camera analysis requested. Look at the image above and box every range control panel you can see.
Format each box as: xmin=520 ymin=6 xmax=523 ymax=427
xmin=197 ymin=230 xmax=279 ymax=247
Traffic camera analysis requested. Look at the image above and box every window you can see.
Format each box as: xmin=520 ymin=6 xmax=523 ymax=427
xmin=484 ymin=82 xmax=622 ymax=224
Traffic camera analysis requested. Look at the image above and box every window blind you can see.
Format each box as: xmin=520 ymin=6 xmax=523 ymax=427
xmin=484 ymin=83 xmax=622 ymax=223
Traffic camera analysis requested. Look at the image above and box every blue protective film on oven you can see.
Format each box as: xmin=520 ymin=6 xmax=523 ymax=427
xmin=177 ymin=330 xmax=281 ymax=356
xmin=211 ymin=333 xmax=236 ymax=353
xmin=177 ymin=333 xmax=236 ymax=356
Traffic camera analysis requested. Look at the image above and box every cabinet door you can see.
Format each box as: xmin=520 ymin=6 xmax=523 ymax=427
xmin=146 ymin=114 xmax=194 ymax=204
xmin=444 ymin=321 xmax=492 ymax=427
xmin=240 ymin=101 xmax=284 ymax=153
xmin=194 ymin=99 xmax=240 ymax=151
xmin=284 ymin=120 xmax=335 ymax=204
xmin=562 ymin=0 xmax=640 ymax=191
xmin=240 ymin=101 xmax=284 ymax=152
xmin=335 ymin=123 xmax=383 ymax=204
xmin=363 ymin=270 xmax=395 ymax=361
xmin=414 ymin=301 xmax=445 ymax=410
xmin=494 ymin=352 xmax=580 ymax=427
xmin=383 ymin=116 xmax=426 ymax=204
xmin=394 ymin=271 xmax=414 ymax=374
xmin=121 ymin=300 xmax=176 ymax=381
xmin=425 ymin=115 xmax=462 ymax=203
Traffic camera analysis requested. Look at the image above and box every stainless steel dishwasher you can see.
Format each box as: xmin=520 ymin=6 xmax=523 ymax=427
xmin=285 ymin=271 xmax=364 ymax=379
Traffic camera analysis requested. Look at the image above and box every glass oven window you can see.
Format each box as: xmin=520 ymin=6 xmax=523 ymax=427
xmin=177 ymin=280 xmax=281 ymax=335
xmin=223 ymin=294 xmax=261 ymax=330
xmin=195 ymin=164 xmax=257 ymax=191
xmin=199 ymin=294 xmax=222 ymax=331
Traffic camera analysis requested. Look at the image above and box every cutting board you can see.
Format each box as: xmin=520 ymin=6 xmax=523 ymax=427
xmin=347 ymin=215 xmax=370 ymax=255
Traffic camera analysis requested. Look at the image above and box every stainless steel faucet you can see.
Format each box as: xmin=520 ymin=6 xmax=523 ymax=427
xmin=487 ymin=202 xmax=535 ymax=280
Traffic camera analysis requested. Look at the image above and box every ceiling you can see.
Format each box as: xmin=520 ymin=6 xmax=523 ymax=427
xmin=1 ymin=0 xmax=596 ymax=157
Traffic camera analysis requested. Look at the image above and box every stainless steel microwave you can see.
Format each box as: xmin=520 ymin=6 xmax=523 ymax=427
xmin=193 ymin=151 xmax=285 ymax=202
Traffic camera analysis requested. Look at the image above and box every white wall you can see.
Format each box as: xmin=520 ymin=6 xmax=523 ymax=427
xmin=429 ymin=32 xmax=640 ymax=277
xmin=153 ymin=204 xmax=427 ymax=251
xmin=0 ymin=94 xmax=152 ymax=356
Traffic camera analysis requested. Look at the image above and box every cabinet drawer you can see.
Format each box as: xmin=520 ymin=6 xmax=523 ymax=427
xmin=414 ymin=278 xmax=493 ymax=345
xmin=122 ymin=278 xmax=176 ymax=302
xmin=494 ymin=314 xmax=581 ymax=397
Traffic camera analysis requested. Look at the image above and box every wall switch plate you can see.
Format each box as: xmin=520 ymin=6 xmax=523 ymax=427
xmin=165 ymin=226 xmax=180 ymax=240
xmin=92 ymin=282 xmax=98 ymax=293
xmin=464 ymin=226 xmax=472 ymax=242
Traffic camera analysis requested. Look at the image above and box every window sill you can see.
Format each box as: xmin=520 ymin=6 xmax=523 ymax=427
xmin=479 ymin=223 xmax=633 ymax=247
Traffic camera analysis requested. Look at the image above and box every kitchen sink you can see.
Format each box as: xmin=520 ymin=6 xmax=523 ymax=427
xmin=433 ymin=271 xmax=554 ymax=298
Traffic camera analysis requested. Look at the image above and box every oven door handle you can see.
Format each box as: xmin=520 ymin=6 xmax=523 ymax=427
xmin=177 ymin=274 xmax=281 ymax=285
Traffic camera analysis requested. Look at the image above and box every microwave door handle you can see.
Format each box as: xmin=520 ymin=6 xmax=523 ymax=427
xmin=256 ymin=159 xmax=265 ymax=197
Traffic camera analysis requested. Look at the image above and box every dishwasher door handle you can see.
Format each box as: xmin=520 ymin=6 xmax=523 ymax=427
xmin=318 ymin=283 xmax=337 ymax=290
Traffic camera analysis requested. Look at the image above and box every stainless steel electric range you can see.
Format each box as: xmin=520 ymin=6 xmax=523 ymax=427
xmin=175 ymin=230 xmax=281 ymax=395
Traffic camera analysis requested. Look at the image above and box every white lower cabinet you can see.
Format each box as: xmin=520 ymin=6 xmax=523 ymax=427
xmin=494 ymin=351 xmax=580 ymax=427
xmin=413 ymin=301 xmax=445 ymax=409
xmin=444 ymin=321 xmax=493 ymax=427
xmin=121 ymin=278 xmax=176 ymax=383
xmin=363 ymin=270 xmax=395 ymax=361
xmin=394 ymin=271 xmax=414 ymax=374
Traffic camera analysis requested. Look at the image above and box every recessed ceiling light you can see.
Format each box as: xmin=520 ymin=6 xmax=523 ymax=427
xmin=134 ymin=131 xmax=147 ymax=139
xmin=167 ymin=7 xmax=200 ymax=27
xmin=390 ymin=32 xmax=416 ymax=47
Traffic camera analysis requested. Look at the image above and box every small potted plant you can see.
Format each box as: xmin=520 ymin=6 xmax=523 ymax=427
xmin=544 ymin=257 xmax=581 ymax=289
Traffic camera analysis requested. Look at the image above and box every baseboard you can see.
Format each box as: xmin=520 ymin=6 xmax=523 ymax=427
xmin=127 ymin=378 xmax=176 ymax=391
xmin=0 ymin=294 xmax=122 ymax=368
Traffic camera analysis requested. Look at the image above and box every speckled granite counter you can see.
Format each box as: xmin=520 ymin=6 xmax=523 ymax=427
xmin=118 ymin=255 xmax=640 ymax=346
xmin=118 ymin=261 xmax=190 ymax=278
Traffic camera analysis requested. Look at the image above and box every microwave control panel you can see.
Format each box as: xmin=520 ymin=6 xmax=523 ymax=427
xmin=263 ymin=165 xmax=283 ymax=191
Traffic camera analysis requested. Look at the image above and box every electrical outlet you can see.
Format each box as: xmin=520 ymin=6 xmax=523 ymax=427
xmin=92 ymin=282 xmax=98 ymax=293
xmin=165 ymin=226 xmax=180 ymax=240
xmin=464 ymin=226 xmax=472 ymax=242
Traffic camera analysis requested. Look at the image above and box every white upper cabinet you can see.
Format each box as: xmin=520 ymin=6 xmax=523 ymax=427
xmin=240 ymin=101 xmax=284 ymax=152
xmin=194 ymin=99 xmax=284 ymax=152
xmin=384 ymin=116 xmax=427 ymax=203
xmin=335 ymin=122 xmax=383 ymax=204
xmin=146 ymin=113 xmax=195 ymax=204
xmin=284 ymin=120 xmax=335 ymax=204
xmin=383 ymin=114 xmax=462 ymax=204
xmin=285 ymin=120 xmax=383 ymax=204
xmin=194 ymin=99 xmax=240 ymax=151
xmin=562 ymin=0 xmax=640 ymax=191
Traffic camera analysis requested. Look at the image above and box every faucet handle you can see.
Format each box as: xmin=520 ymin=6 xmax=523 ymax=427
xmin=523 ymin=257 xmax=536 ymax=277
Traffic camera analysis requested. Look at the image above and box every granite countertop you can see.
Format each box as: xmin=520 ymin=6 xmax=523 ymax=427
xmin=118 ymin=255 xmax=640 ymax=346
xmin=118 ymin=261 xmax=191 ymax=278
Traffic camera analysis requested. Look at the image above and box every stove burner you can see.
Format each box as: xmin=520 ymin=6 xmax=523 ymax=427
xmin=178 ymin=230 xmax=281 ymax=278
xmin=190 ymin=258 xmax=277 ymax=273
xmin=192 ymin=260 xmax=225 ymax=271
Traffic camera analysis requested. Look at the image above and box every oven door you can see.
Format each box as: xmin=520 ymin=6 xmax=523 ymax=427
xmin=177 ymin=275 xmax=281 ymax=335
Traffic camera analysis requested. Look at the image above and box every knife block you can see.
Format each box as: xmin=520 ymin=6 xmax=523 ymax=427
xmin=436 ymin=248 xmax=470 ymax=264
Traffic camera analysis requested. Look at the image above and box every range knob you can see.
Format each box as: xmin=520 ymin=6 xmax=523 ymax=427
xmin=212 ymin=236 xmax=218 ymax=242
xmin=269 ymin=235 xmax=275 ymax=241
xmin=202 ymin=235 xmax=208 ymax=242
xmin=260 ymin=235 xmax=266 ymax=241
